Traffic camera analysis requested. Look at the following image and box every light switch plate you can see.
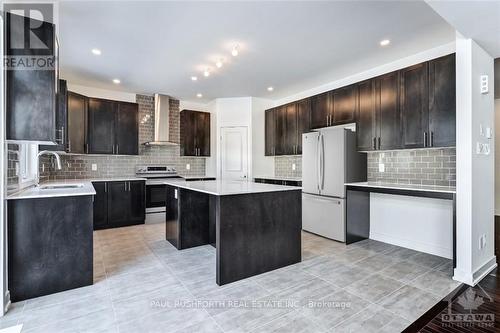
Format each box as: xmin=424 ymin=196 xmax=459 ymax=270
xmin=379 ymin=163 xmax=385 ymax=173
xmin=186 ymin=163 xmax=191 ymax=170
xmin=91 ymin=164 xmax=97 ymax=171
xmin=292 ymin=163 xmax=296 ymax=171
xmin=480 ymin=75 xmax=489 ymax=94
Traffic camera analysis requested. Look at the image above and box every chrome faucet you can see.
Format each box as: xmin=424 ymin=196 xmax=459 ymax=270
xmin=36 ymin=150 xmax=62 ymax=186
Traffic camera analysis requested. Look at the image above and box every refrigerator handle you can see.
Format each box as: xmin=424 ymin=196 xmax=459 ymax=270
xmin=320 ymin=134 xmax=325 ymax=190
xmin=316 ymin=135 xmax=321 ymax=191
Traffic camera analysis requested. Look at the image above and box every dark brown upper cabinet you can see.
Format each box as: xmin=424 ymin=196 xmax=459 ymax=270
xmin=356 ymin=79 xmax=377 ymax=151
xmin=115 ymin=102 xmax=139 ymax=155
xmin=6 ymin=13 xmax=57 ymax=143
xmin=264 ymin=109 xmax=276 ymax=156
xmin=180 ymin=110 xmax=210 ymax=156
xmin=376 ymin=71 xmax=402 ymax=150
xmin=428 ymin=54 xmax=456 ymax=148
xmin=87 ymin=97 xmax=139 ymax=155
xmin=285 ymin=103 xmax=298 ymax=155
xmin=310 ymin=92 xmax=332 ymax=129
xmin=333 ymin=84 xmax=357 ymax=125
xmin=274 ymin=106 xmax=287 ymax=156
xmin=67 ymin=92 xmax=88 ymax=154
xmin=40 ymin=79 xmax=68 ymax=152
xmin=296 ymin=99 xmax=311 ymax=154
xmin=400 ymin=62 xmax=429 ymax=149
xmin=87 ymin=98 xmax=116 ymax=154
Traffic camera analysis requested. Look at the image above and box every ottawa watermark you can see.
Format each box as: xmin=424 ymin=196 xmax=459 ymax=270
xmin=2 ymin=2 xmax=57 ymax=70
xmin=441 ymin=286 xmax=495 ymax=329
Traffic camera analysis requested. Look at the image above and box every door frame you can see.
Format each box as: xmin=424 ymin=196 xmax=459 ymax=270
xmin=218 ymin=126 xmax=250 ymax=180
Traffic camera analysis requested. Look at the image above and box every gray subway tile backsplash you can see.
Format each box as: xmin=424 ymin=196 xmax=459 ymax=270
xmin=274 ymin=147 xmax=455 ymax=187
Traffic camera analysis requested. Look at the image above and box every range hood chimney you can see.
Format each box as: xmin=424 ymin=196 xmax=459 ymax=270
xmin=144 ymin=94 xmax=178 ymax=146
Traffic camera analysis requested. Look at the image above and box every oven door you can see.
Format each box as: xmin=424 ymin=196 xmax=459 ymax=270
xmin=146 ymin=184 xmax=167 ymax=209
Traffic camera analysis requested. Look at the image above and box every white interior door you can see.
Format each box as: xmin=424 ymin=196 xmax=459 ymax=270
xmin=220 ymin=127 xmax=248 ymax=180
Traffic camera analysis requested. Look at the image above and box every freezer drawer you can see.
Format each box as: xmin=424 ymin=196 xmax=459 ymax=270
xmin=302 ymin=193 xmax=345 ymax=242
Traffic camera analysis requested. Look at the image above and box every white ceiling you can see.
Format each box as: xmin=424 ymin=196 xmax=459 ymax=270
xmin=426 ymin=0 xmax=500 ymax=58
xmin=58 ymin=1 xmax=455 ymax=102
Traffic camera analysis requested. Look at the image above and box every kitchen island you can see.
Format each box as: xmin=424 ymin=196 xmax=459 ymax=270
xmin=164 ymin=179 xmax=302 ymax=285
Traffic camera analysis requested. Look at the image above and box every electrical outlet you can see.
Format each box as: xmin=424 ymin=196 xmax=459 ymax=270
xmin=186 ymin=163 xmax=191 ymax=170
xmin=91 ymin=164 xmax=97 ymax=171
xmin=478 ymin=234 xmax=487 ymax=250
xmin=480 ymin=75 xmax=489 ymax=94
xmin=292 ymin=163 xmax=296 ymax=171
xmin=15 ymin=162 xmax=19 ymax=176
xmin=379 ymin=163 xmax=385 ymax=173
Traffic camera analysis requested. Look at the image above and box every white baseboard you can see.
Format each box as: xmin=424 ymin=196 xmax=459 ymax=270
xmin=453 ymin=256 xmax=497 ymax=286
xmin=370 ymin=231 xmax=452 ymax=259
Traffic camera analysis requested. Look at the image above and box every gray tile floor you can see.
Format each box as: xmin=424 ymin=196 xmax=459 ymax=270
xmin=0 ymin=224 xmax=460 ymax=333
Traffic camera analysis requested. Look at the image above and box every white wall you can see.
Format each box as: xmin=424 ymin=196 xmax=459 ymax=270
xmin=251 ymin=98 xmax=275 ymax=177
xmin=455 ymin=34 xmax=496 ymax=285
xmin=495 ymin=99 xmax=500 ymax=215
xmin=370 ymin=194 xmax=454 ymax=258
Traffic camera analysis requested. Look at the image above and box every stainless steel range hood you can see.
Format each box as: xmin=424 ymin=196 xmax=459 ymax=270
xmin=144 ymin=94 xmax=179 ymax=146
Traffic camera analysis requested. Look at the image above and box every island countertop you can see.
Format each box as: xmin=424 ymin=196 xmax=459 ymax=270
xmin=163 ymin=179 xmax=301 ymax=196
xmin=7 ymin=180 xmax=97 ymax=200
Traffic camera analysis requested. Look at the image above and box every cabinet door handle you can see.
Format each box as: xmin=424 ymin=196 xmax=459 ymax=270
xmin=377 ymin=137 xmax=381 ymax=150
xmin=116 ymin=144 xmax=119 ymax=155
xmin=68 ymin=139 xmax=71 ymax=152
xmin=430 ymin=132 xmax=434 ymax=147
xmin=372 ymin=137 xmax=376 ymax=150
xmin=124 ymin=182 xmax=127 ymax=191
xmin=86 ymin=143 xmax=89 ymax=154
xmin=128 ymin=182 xmax=131 ymax=191
xmin=423 ymin=132 xmax=427 ymax=148
xmin=105 ymin=182 xmax=107 ymax=192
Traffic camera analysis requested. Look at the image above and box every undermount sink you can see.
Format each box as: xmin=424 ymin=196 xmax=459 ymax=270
xmin=38 ymin=184 xmax=84 ymax=190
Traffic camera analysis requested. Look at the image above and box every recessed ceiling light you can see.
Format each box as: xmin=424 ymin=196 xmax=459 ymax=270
xmin=267 ymin=86 xmax=274 ymax=92
xmin=112 ymin=79 xmax=120 ymax=84
xmin=215 ymin=59 xmax=223 ymax=68
xmin=196 ymin=93 xmax=203 ymax=98
xmin=191 ymin=76 xmax=198 ymax=81
xmin=231 ymin=45 xmax=239 ymax=57
xmin=203 ymin=68 xmax=210 ymax=77
xmin=380 ymin=39 xmax=390 ymax=46
xmin=91 ymin=48 xmax=101 ymax=55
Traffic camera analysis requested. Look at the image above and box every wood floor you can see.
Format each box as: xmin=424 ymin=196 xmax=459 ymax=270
xmin=406 ymin=216 xmax=500 ymax=333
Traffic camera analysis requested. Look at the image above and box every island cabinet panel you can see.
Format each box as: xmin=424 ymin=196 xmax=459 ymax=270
xmin=310 ymin=92 xmax=332 ymax=129
xmin=180 ymin=110 xmax=211 ymax=156
xmin=92 ymin=180 xmax=145 ymax=230
xmin=400 ymin=62 xmax=429 ymax=149
xmin=376 ymin=71 xmax=402 ymax=150
xmin=88 ymin=98 xmax=116 ymax=154
xmin=333 ymin=84 xmax=357 ymax=125
xmin=216 ymin=190 xmax=302 ymax=285
xmin=264 ymin=109 xmax=276 ymax=156
xmin=8 ymin=196 xmax=93 ymax=302
xmin=115 ymin=102 xmax=139 ymax=155
xmin=356 ymin=79 xmax=377 ymax=151
xmin=165 ymin=186 xmax=210 ymax=250
xmin=6 ymin=13 xmax=57 ymax=143
xmin=67 ymin=92 xmax=88 ymax=154
xmin=428 ymin=54 xmax=456 ymax=148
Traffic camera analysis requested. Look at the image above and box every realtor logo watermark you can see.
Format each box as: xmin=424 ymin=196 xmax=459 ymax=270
xmin=2 ymin=2 xmax=57 ymax=70
xmin=441 ymin=286 xmax=495 ymax=329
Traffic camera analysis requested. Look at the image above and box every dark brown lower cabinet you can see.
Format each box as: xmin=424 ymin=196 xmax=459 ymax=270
xmin=92 ymin=180 xmax=145 ymax=230
xmin=8 ymin=196 xmax=93 ymax=302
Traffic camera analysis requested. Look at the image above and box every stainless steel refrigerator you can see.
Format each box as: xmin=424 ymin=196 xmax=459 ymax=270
xmin=302 ymin=127 xmax=366 ymax=242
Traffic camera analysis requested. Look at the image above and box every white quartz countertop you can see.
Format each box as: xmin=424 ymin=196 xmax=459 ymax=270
xmin=253 ymin=175 xmax=302 ymax=181
xmin=84 ymin=177 xmax=146 ymax=182
xmin=163 ymin=179 xmax=301 ymax=196
xmin=180 ymin=175 xmax=216 ymax=180
xmin=7 ymin=180 xmax=96 ymax=200
xmin=345 ymin=181 xmax=456 ymax=194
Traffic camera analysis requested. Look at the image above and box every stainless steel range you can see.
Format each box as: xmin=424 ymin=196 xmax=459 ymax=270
xmin=135 ymin=165 xmax=181 ymax=224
